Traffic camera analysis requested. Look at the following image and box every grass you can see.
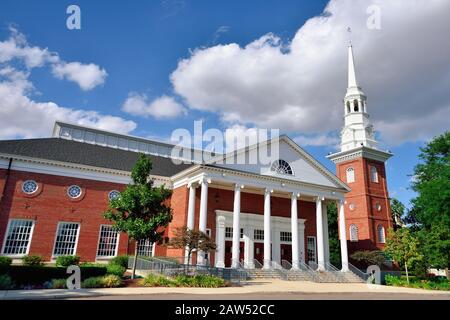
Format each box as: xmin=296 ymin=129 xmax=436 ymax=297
xmin=385 ymin=274 xmax=450 ymax=291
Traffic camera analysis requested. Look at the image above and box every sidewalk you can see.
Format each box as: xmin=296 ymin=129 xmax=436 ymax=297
xmin=1 ymin=280 xmax=449 ymax=300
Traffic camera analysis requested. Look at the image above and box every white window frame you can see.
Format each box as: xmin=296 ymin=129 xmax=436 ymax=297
xmin=22 ymin=180 xmax=39 ymax=195
xmin=137 ymin=239 xmax=155 ymax=257
xmin=67 ymin=185 xmax=82 ymax=199
xmin=371 ymin=166 xmax=379 ymax=183
xmin=307 ymin=236 xmax=317 ymax=263
xmin=52 ymin=222 xmax=81 ymax=257
xmin=378 ymin=225 xmax=386 ymax=244
xmin=349 ymin=224 xmax=359 ymax=242
xmin=280 ymin=231 xmax=292 ymax=243
xmin=96 ymin=224 xmax=120 ymax=258
xmin=346 ymin=167 xmax=355 ymax=183
xmin=254 ymin=229 xmax=264 ymax=241
xmin=1 ymin=219 xmax=35 ymax=257
xmin=225 ymin=227 xmax=244 ymax=240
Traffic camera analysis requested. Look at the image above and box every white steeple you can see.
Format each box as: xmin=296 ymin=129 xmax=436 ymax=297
xmin=340 ymin=45 xmax=377 ymax=152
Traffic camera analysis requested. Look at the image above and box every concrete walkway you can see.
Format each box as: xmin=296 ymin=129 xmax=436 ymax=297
xmin=1 ymin=280 xmax=449 ymax=300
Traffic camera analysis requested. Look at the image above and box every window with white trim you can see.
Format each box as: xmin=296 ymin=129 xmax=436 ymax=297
xmin=270 ymin=159 xmax=293 ymax=175
xmin=254 ymin=229 xmax=264 ymax=240
xmin=22 ymin=180 xmax=38 ymax=194
xmin=377 ymin=225 xmax=386 ymax=244
xmin=280 ymin=231 xmax=292 ymax=242
xmin=137 ymin=239 xmax=154 ymax=257
xmin=2 ymin=219 xmax=34 ymax=256
xmin=371 ymin=166 xmax=379 ymax=183
xmin=67 ymin=185 xmax=82 ymax=199
xmin=96 ymin=225 xmax=119 ymax=257
xmin=346 ymin=167 xmax=355 ymax=183
xmin=225 ymin=227 xmax=233 ymax=239
xmin=108 ymin=190 xmax=120 ymax=201
xmin=307 ymin=236 xmax=316 ymax=263
xmin=53 ymin=222 xmax=80 ymax=256
xmin=349 ymin=224 xmax=359 ymax=242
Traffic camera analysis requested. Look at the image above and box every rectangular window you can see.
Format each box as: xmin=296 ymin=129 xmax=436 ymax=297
xmin=2 ymin=219 xmax=34 ymax=256
xmin=96 ymin=225 xmax=119 ymax=257
xmin=280 ymin=231 xmax=292 ymax=242
xmin=53 ymin=222 xmax=80 ymax=256
xmin=225 ymin=227 xmax=233 ymax=239
xmin=307 ymin=236 xmax=317 ymax=263
xmin=254 ymin=229 xmax=264 ymax=240
xmin=137 ymin=239 xmax=154 ymax=257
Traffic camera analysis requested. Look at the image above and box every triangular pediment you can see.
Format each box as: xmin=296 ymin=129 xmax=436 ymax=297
xmin=209 ymin=135 xmax=348 ymax=190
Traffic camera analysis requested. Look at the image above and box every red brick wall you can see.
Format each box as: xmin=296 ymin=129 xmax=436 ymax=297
xmin=0 ymin=170 xmax=129 ymax=262
xmin=336 ymin=157 xmax=393 ymax=253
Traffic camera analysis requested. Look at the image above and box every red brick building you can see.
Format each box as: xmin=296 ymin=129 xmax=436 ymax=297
xmin=0 ymin=46 xmax=392 ymax=271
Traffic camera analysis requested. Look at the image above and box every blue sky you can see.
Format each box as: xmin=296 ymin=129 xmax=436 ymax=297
xmin=1 ymin=0 xmax=449 ymax=208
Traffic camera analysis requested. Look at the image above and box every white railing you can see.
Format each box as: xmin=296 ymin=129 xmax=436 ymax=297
xmin=271 ymin=261 xmax=284 ymax=270
xmin=253 ymin=259 xmax=263 ymax=269
xmin=348 ymin=262 xmax=370 ymax=281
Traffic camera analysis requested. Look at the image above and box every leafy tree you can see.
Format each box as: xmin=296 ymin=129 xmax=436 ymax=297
xmin=350 ymin=250 xmax=388 ymax=267
xmin=384 ymin=228 xmax=423 ymax=283
xmin=409 ymin=131 xmax=449 ymax=228
xmin=390 ymin=198 xmax=406 ymax=230
xmin=104 ymin=154 xmax=173 ymax=278
xmin=418 ymin=224 xmax=450 ymax=277
xmin=326 ymin=202 xmax=341 ymax=267
xmin=166 ymin=227 xmax=216 ymax=267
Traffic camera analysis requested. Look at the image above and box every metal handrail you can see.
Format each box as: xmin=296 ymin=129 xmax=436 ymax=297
xmin=298 ymin=261 xmax=318 ymax=282
xmin=325 ymin=262 xmax=346 ymax=282
xmin=253 ymin=259 xmax=263 ymax=269
xmin=281 ymin=260 xmax=292 ymax=270
xmin=347 ymin=262 xmax=370 ymax=281
xmin=271 ymin=261 xmax=284 ymax=270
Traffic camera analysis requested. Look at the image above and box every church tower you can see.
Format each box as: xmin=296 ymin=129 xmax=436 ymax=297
xmin=327 ymin=46 xmax=393 ymax=254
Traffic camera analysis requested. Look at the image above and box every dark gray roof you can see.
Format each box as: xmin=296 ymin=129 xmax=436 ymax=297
xmin=0 ymin=138 xmax=194 ymax=177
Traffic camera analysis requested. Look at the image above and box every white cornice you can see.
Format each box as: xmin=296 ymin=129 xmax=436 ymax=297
xmin=327 ymin=146 xmax=393 ymax=164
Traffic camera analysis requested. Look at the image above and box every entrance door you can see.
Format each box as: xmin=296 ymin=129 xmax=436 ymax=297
xmin=254 ymin=243 xmax=264 ymax=266
xmin=224 ymin=241 xmax=245 ymax=267
xmin=280 ymin=244 xmax=292 ymax=264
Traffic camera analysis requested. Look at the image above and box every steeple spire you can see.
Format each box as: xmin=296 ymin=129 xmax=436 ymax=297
xmin=348 ymin=45 xmax=358 ymax=88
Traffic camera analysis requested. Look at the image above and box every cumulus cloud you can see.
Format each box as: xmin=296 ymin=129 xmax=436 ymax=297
xmin=0 ymin=28 xmax=136 ymax=140
xmin=294 ymin=134 xmax=340 ymax=148
xmin=0 ymin=27 xmax=107 ymax=90
xmin=170 ymin=0 xmax=450 ymax=146
xmin=122 ymin=93 xmax=186 ymax=119
xmin=52 ymin=62 xmax=107 ymax=91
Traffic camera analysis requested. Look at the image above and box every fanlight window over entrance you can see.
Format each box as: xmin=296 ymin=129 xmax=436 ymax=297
xmin=270 ymin=159 xmax=293 ymax=175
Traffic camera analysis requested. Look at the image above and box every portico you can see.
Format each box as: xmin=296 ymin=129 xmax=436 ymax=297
xmin=173 ymin=153 xmax=350 ymax=272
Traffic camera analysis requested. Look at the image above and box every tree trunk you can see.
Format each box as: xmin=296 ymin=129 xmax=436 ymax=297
xmin=445 ymin=267 xmax=449 ymax=280
xmin=405 ymin=262 xmax=409 ymax=284
xmin=131 ymin=240 xmax=139 ymax=279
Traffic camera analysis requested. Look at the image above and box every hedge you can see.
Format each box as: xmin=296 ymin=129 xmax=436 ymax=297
xmin=7 ymin=265 xmax=107 ymax=286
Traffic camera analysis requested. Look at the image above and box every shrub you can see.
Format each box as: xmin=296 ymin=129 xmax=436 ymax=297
xmin=0 ymin=256 xmax=12 ymax=274
xmin=173 ymin=275 xmax=225 ymax=288
xmin=109 ymin=256 xmax=129 ymax=269
xmin=385 ymin=274 xmax=402 ymax=286
xmin=141 ymin=273 xmax=177 ymax=287
xmin=22 ymin=255 xmax=44 ymax=266
xmin=8 ymin=265 xmax=107 ymax=286
xmin=82 ymin=277 xmax=104 ymax=288
xmin=0 ymin=274 xmax=13 ymax=289
xmin=81 ymin=275 xmax=123 ymax=288
xmin=106 ymin=264 xmax=126 ymax=277
xmin=101 ymin=275 xmax=123 ymax=288
xmin=55 ymin=255 xmax=80 ymax=267
xmin=50 ymin=278 xmax=67 ymax=289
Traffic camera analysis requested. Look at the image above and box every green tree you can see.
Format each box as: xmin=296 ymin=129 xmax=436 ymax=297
xmin=409 ymin=131 xmax=450 ymax=228
xmin=384 ymin=228 xmax=423 ymax=283
xmin=350 ymin=250 xmax=387 ymax=267
xmin=166 ymin=227 xmax=216 ymax=267
xmin=326 ymin=202 xmax=341 ymax=267
xmin=418 ymin=224 xmax=450 ymax=277
xmin=390 ymin=198 xmax=406 ymax=230
xmin=104 ymin=154 xmax=173 ymax=278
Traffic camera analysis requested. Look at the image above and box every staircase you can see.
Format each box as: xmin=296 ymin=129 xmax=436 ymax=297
xmin=246 ymin=268 xmax=286 ymax=279
xmin=285 ymin=269 xmax=315 ymax=281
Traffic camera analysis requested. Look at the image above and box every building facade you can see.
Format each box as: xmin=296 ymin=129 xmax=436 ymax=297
xmin=0 ymin=46 xmax=391 ymax=270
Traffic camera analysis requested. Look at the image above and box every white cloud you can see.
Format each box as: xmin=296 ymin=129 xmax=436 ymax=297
xmin=169 ymin=0 xmax=450 ymax=147
xmin=0 ymin=28 xmax=135 ymax=140
xmin=122 ymin=93 xmax=186 ymax=119
xmin=52 ymin=62 xmax=107 ymax=91
xmin=294 ymin=134 xmax=340 ymax=147
xmin=0 ymin=27 xmax=107 ymax=91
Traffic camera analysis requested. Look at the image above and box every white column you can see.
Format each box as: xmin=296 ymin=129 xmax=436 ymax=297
xmin=263 ymin=188 xmax=272 ymax=269
xmin=299 ymin=223 xmax=305 ymax=263
xmin=339 ymin=200 xmax=349 ymax=272
xmin=215 ymin=216 xmax=226 ymax=268
xmin=231 ymin=184 xmax=243 ymax=268
xmin=291 ymin=193 xmax=300 ymax=270
xmin=322 ymin=202 xmax=330 ymax=266
xmin=244 ymin=227 xmax=255 ymax=269
xmin=185 ymin=182 xmax=197 ymax=264
xmin=272 ymin=229 xmax=280 ymax=264
xmin=316 ymin=196 xmax=325 ymax=271
xmin=197 ymin=178 xmax=209 ymax=265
